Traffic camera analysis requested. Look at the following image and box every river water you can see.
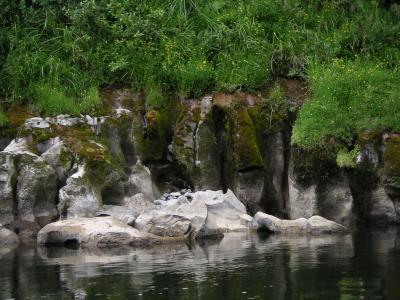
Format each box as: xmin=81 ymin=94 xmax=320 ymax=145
xmin=1 ymin=228 xmax=400 ymax=300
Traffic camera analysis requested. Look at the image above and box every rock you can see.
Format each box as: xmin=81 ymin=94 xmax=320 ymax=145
xmin=16 ymin=159 xmax=58 ymax=228
xmin=253 ymin=212 xmax=347 ymax=234
xmin=96 ymin=205 xmax=139 ymax=226
xmin=3 ymin=138 xmax=35 ymax=156
xmin=24 ymin=117 xmax=50 ymax=129
xmin=317 ymin=178 xmax=353 ymax=225
xmin=37 ymin=217 xmax=185 ymax=248
xmin=123 ymin=161 xmax=158 ymax=212
xmin=306 ymin=216 xmax=348 ymax=234
xmin=288 ymin=178 xmax=317 ymax=219
xmin=234 ymin=170 xmax=264 ymax=214
xmin=194 ymin=189 xmax=249 ymax=232
xmin=253 ymin=212 xmax=283 ymax=232
xmin=122 ymin=193 xmax=155 ymax=213
xmin=0 ymin=153 xmax=16 ymax=225
xmin=54 ymin=115 xmax=83 ymax=127
xmin=41 ymin=140 xmax=74 ymax=182
xmin=357 ymin=144 xmax=379 ymax=167
xmin=0 ymin=139 xmax=58 ymax=239
xmin=0 ymin=225 xmax=19 ymax=246
xmin=58 ymin=165 xmax=101 ymax=219
xmin=135 ymin=197 xmax=207 ymax=238
xmin=261 ymin=131 xmax=288 ymax=216
xmin=172 ymin=97 xmax=221 ymax=191
xmin=368 ymin=185 xmax=398 ymax=223
xmin=240 ymin=214 xmax=254 ymax=228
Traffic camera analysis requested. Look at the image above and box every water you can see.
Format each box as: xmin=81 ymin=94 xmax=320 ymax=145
xmin=1 ymin=228 xmax=400 ymax=300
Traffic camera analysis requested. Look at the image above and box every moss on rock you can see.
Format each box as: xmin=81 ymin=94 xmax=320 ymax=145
xmin=231 ymin=105 xmax=263 ymax=171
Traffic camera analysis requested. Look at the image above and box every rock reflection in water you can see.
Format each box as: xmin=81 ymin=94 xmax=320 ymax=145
xmin=1 ymin=230 xmax=400 ymax=299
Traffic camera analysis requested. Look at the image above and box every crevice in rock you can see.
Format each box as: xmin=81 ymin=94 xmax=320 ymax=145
xmin=212 ymin=106 xmax=228 ymax=193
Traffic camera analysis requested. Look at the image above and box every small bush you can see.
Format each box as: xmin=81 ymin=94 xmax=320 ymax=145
xmin=336 ymin=147 xmax=360 ymax=168
xmin=80 ymin=87 xmax=102 ymax=113
xmin=259 ymin=84 xmax=287 ymax=130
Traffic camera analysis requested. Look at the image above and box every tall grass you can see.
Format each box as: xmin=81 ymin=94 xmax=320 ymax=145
xmin=0 ymin=0 xmax=398 ymax=118
xmin=292 ymin=59 xmax=400 ymax=149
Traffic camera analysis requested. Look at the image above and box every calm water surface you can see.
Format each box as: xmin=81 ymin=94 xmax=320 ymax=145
xmin=1 ymin=228 xmax=400 ymax=300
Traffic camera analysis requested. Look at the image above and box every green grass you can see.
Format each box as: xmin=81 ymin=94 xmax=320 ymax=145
xmin=0 ymin=1 xmax=399 ymax=109
xmin=34 ymin=84 xmax=101 ymax=116
xmin=292 ymin=59 xmax=400 ymax=150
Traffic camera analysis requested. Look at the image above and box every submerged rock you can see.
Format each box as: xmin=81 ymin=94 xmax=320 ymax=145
xmin=37 ymin=217 xmax=185 ymax=248
xmin=253 ymin=212 xmax=347 ymax=234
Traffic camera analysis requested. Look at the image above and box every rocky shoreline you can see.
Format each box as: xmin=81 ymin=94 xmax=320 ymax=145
xmin=0 ymin=86 xmax=398 ymax=248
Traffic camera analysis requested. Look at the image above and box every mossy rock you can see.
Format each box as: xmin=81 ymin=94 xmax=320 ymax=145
xmin=384 ymin=135 xmax=400 ymax=176
xmin=134 ymin=109 xmax=170 ymax=162
xmin=231 ymin=106 xmax=263 ymax=171
xmin=291 ymin=145 xmax=339 ymax=186
xmin=383 ymin=135 xmax=400 ymax=195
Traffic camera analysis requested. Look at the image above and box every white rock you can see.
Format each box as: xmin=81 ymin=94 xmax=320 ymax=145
xmin=37 ymin=217 xmax=185 ymax=248
xmin=194 ymin=189 xmax=248 ymax=232
xmin=24 ymin=117 xmax=50 ymax=129
xmin=253 ymin=212 xmax=347 ymax=234
xmin=135 ymin=198 xmax=207 ymax=238
xmin=96 ymin=205 xmax=139 ymax=226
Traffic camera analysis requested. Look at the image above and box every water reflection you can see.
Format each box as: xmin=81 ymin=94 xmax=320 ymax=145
xmin=1 ymin=229 xmax=400 ymax=299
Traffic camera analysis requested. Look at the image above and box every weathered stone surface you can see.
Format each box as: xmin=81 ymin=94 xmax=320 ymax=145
xmin=0 ymin=139 xmax=59 ymax=239
xmin=37 ymin=217 xmax=183 ymax=248
xmin=253 ymin=212 xmax=347 ymax=234
xmin=135 ymin=197 xmax=207 ymax=238
xmin=0 ymin=153 xmax=16 ymax=225
xmin=194 ymin=189 xmax=249 ymax=232
xmin=234 ymin=170 xmax=264 ymax=214
xmin=96 ymin=205 xmax=139 ymax=226
xmin=317 ymin=178 xmax=353 ymax=225
xmin=288 ymin=178 xmax=317 ymax=219
xmin=16 ymin=159 xmax=58 ymax=228
xmin=306 ymin=216 xmax=348 ymax=234
xmin=123 ymin=161 xmax=158 ymax=212
xmin=368 ymin=185 xmax=398 ymax=223
xmin=0 ymin=224 xmax=19 ymax=246
xmin=24 ymin=117 xmax=50 ymax=129
xmin=58 ymin=165 xmax=101 ymax=219
xmin=41 ymin=140 xmax=74 ymax=182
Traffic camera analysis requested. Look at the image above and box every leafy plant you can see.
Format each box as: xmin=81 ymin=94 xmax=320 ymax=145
xmin=336 ymin=146 xmax=360 ymax=168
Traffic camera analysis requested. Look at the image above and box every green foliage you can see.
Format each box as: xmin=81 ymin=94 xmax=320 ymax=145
xmin=35 ymin=84 xmax=100 ymax=115
xmin=259 ymin=85 xmax=288 ymax=130
xmin=0 ymin=0 xmax=399 ymax=114
xmin=292 ymin=59 xmax=400 ymax=149
xmin=0 ymin=110 xmax=7 ymax=126
xmin=336 ymin=147 xmax=360 ymax=168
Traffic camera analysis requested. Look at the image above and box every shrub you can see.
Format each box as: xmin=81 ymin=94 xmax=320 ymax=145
xmin=336 ymin=147 xmax=360 ymax=168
